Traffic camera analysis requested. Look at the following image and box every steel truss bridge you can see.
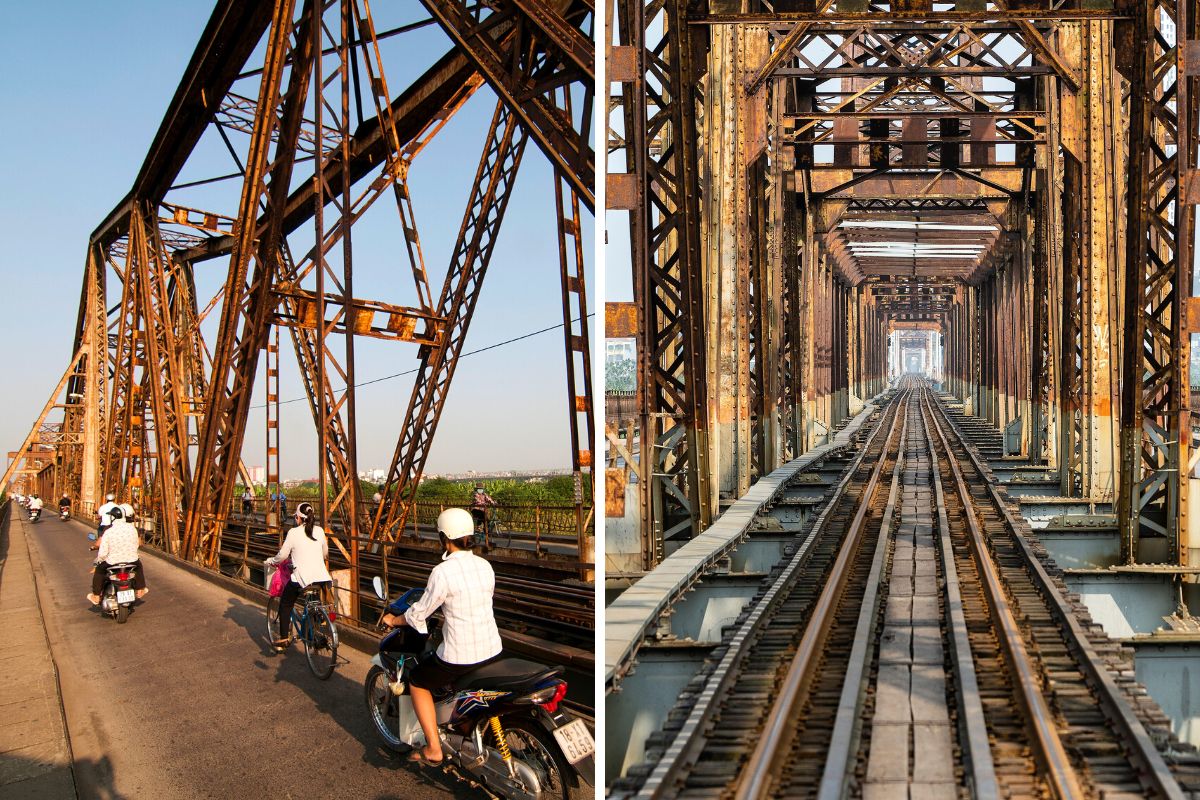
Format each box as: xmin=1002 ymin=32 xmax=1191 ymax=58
xmin=606 ymin=0 xmax=1199 ymax=574
xmin=606 ymin=0 xmax=1200 ymax=794
xmin=4 ymin=0 xmax=596 ymax=617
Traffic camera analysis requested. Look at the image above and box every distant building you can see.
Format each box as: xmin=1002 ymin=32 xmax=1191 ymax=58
xmin=606 ymin=339 xmax=635 ymax=364
xmin=606 ymin=344 xmax=636 ymax=392
xmin=249 ymin=465 xmax=265 ymax=486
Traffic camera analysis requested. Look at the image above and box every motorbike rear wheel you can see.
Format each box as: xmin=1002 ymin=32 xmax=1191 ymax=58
xmin=116 ymin=603 xmax=129 ymax=624
xmin=502 ymin=720 xmax=572 ymax=800
xmin=364 ymin=666 xmax=406 ymax=752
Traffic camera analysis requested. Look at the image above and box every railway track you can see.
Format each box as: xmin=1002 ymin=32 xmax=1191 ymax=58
xmin=614 ymin=377 xmax=1199 ymax=800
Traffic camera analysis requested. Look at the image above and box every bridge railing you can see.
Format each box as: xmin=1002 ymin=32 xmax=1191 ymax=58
xmin=76 ymin=496 xmax=588 ymax=543
xmin=220 ymin=497 xmax=589 ymax=543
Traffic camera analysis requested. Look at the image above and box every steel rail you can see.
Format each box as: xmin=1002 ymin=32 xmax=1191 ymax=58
xmin=925 ymin=391 xmax=1187 ymax=800
xmin=917 ymin=388 xmax=999 ymax=800
xmin=920 ymin=388 xmax=1084 ymax=799
xmin=631 ymin=392 xmax=903 ymax=799
xmin=733 ymin=389 xmax=913 ymax=800
xmin=813 ymin=389 xmax=910 ymax=800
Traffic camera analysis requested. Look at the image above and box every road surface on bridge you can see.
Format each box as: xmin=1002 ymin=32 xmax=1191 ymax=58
xmin=22 ymin=511 xmax=471 ymax=799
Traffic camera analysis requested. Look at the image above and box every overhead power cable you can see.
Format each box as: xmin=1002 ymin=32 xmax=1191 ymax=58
xmin=250 ymin=313 xmax=595 ymax=410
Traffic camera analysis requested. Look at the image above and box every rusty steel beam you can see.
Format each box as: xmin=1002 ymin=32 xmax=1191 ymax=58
xmin=420 ymin=0 xmax=594 ymax=209
xmin=611 ymin=0 xmax=713 ymax=559
xmin=91 ymin=1 xmax=275 ymax=248
xmin=174 ymin=48 xmax=494 ymax=266
xmin=184 ymin=0 xmax=316 ymax=564
xmin=17 ymin=0 xmax=594 ymax=608
xmin=371 ymin=100 xmax=528 ymax=541
xmin=1118 ymin=0 xmax=1195 ymax=565
xmin=703 ymin=10 xmax=1129 ymax=24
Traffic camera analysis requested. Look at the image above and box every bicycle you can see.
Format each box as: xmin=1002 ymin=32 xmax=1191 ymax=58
xmin=487 ymin=518 xmax=513 ymax=549
xmin=266 ymin=584 xmax=339 ymax=680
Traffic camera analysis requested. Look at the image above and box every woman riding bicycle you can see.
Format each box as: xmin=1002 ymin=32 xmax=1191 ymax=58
xmin=265 ymin=502 xmax=332 ymax=651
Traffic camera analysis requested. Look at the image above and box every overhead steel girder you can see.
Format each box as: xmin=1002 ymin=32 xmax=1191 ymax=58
xmin=420 ymin=0 xmax=594 ymax=210
xmin=700 ymin=10 xmax=1129 ymax=25
xmin=176 ymin=46 xmax=496 ymax=265
xmin=91 ymin=0 xmax=275 ymax=249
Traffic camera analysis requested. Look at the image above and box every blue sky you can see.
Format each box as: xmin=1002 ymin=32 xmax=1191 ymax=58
xmin=0 ymin=3 xmax=594 ymax=479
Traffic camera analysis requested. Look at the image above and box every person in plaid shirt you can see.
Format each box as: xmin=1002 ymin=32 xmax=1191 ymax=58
xmin=381 ymin=507 xmax=502 ymax=766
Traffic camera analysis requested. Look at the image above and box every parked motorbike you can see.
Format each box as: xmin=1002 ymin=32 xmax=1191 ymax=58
xmin=365 ymin=577 xmax=594 ymax=800
xmin=98 ymin=562 xmax=139 ymax=624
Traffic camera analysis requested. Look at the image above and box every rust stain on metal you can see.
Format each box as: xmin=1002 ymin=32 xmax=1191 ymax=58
xmin=606 ymin=467 xmax=627 ymax=517
xmin=606 ymin=302 xmax=639 ymax=338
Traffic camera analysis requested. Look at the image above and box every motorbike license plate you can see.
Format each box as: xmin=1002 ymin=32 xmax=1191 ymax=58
xmin=116 ymin=589 xmax=135 ymax=604
xmin=551 ymin=718 xmax=595 ymax=765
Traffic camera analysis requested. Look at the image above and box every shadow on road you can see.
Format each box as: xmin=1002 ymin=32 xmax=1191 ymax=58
xmin=0 ymin=751 xmax=126 ymax=800
xmin=73 ymin=754 xmax=125 ymax=800
xmin=220 ymin=597 xmax=474 ymax=798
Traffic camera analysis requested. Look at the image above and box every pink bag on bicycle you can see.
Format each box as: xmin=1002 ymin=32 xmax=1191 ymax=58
xmin=268 ymin=560 xmax=292 ymax=598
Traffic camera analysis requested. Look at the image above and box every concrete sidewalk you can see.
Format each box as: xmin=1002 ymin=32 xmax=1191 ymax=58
xmin=0 ymin=506 xmax=76 ymax=798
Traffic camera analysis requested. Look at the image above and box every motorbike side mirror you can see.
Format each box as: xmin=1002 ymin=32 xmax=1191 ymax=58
xmin=372 ymin=576 xmax=386 ymax=601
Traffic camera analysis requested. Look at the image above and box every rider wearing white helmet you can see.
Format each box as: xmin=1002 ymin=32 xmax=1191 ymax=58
xmin=381 ymin=507 xmax=503 ymax=766
xmin=88 ymin=503 xmax=148 ymax=604
xmin=97 ymin=493 xmax=119 ymax=534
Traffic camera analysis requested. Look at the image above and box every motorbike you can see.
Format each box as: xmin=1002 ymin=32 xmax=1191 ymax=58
xmin=365 ymin=577 xmax=594 ymax=800
xmin=98 ymin=562 xmax=139 ymax=624
xmin=60 ymin=508 xmax=70 ymax=521
xmin=29 ymin=508 xmax=41 ymax=523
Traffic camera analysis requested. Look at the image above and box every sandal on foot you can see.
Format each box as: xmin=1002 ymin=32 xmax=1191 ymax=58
xmin=86 ymin=594 xmax=100 ymax=606
xmin=407 ymin=749 xmax=444 ymax=767
xmin=136 ymin=588 xmax=149 ymax=599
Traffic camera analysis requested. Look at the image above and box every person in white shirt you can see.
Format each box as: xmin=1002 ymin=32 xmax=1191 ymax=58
xmin=265 ymin=502 xmax=333 ymax=650
xmin=87 ymin=504 xmax=147 ymax=604
xmin=381 ymin=507 xmax=503 ymax=766
xmin=28 ymin=494 xmax=44 ymax=512
xmin=242 ymin=488 xmax=253 ymax=517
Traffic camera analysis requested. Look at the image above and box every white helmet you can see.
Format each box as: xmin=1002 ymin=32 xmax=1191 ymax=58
xmin=106 ymin=493 xmax=116 ymax=501
xmin=436 ymin=508 xmax=475 ymax=540
xmin=119 ymin=503 xmax=135 ymax=521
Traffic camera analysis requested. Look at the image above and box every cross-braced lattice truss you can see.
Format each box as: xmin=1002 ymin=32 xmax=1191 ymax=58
xmin=5 ymin=0 xmax=595 ymax=598
xmin=608 ymin=1 xmax=1197 ymax=571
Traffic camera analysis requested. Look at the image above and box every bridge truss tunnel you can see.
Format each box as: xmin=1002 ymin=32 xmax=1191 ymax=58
xmin=606 ymin=0 xmax=1199 ymax=576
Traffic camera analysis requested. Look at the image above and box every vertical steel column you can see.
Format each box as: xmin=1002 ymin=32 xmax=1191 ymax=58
xmin=184 ymin=0 xmax=313 ymax=564
xmin=703 ymin=23 xmax=765 ymax=499
xmin=552 ymin=160 xmax=595 ymax=569
xmin=1118 ymin=1 xmax=1194 ymax=565
xmin=614 ymin=0 xmax=712 ymax=554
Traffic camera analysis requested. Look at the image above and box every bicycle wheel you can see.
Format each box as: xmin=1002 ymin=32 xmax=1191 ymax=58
xmin=266 ymin=596 xmax=282 ymax=644
xmin=303 ymin=605 xmax=338 ymax=680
